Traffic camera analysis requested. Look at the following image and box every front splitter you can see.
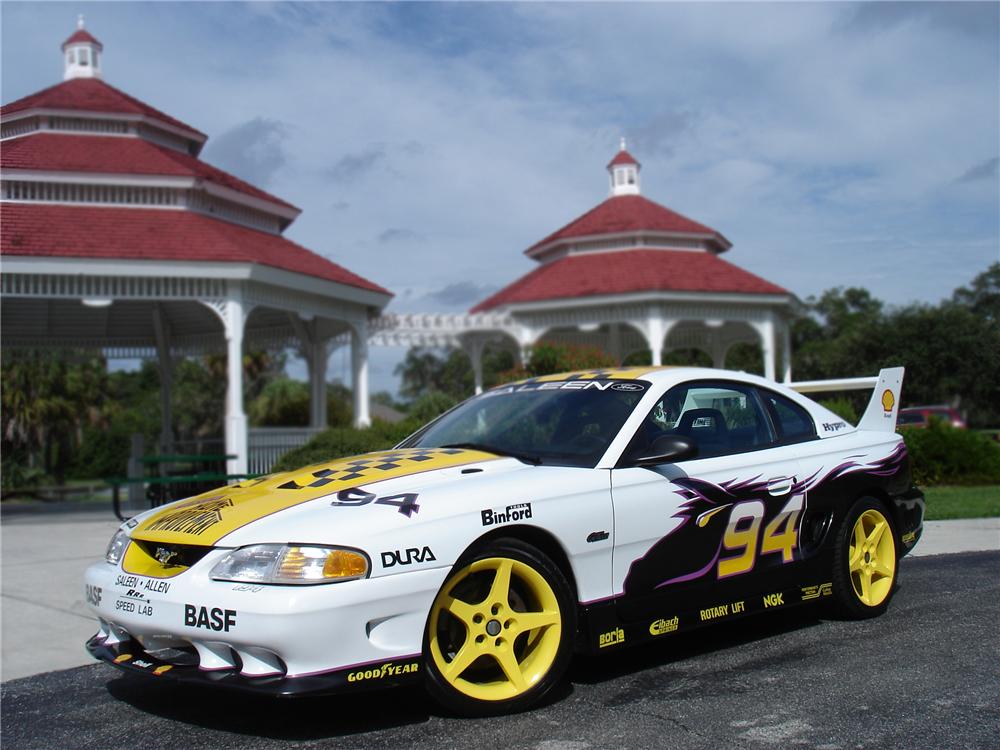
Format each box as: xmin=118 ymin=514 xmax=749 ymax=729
xmin=86 ymin=636 xmax=423 ymax=697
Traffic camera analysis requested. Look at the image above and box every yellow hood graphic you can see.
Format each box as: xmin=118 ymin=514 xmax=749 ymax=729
xmin=130 ymin=447 xmax=499 ymax=546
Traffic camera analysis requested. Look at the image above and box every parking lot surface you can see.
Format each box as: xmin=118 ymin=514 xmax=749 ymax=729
xmin=2 ymin=551 xmax=997 ymax=749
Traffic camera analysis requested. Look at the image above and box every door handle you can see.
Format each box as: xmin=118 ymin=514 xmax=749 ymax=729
xmin=767 ymin=477 xmax=794 ymax=496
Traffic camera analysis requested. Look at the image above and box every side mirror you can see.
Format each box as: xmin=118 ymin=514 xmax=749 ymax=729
xmin=632 ymin=435 xmax=698 ymax=466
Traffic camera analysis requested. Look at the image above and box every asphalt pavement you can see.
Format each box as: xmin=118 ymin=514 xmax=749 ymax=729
xmin=2 ymin=550 xmax=999 ymax=749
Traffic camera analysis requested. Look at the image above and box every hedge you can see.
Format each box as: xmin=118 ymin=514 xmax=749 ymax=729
xmin=271 ymin=418 xmax=423 ymax=473
xmin=900 ymin=420 xmax=1000 ymax=486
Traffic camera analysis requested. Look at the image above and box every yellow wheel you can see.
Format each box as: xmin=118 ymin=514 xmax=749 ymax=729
xmin=832 ymin=499 xmax=898 ymax=618
xmin=848 ymin=509 xmax=896 ymax=607
xmin=424 ymin=539 xmax=574 ymax=715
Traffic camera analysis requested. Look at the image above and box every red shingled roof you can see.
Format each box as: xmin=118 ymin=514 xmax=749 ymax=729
xmin=2 ymin=133 xmax=297 ymax=211
xmin=62 ymin=29 xmax=103 ymax=50
xmin=526 ymin=195 xmax=727 ymax=255
xmin=1 ymin=203 xmax=390 ymax=296
xmin=1 ymin=78 xmax=204 ymax=141
xmin=471 ymin=249 xmax=786 ymax=312
xmin=607 ymin=149 xmax=639 ymax=168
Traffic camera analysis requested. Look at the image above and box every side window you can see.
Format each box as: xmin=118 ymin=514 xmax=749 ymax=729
xmin=626 ymin=381 xmax=775 ymax=461
xmin=760 ymin=390 xmax=817 ymax=443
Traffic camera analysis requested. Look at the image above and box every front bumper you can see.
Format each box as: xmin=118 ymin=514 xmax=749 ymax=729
xmin=84 ymin=550 xmax=448 ymax=695
xmin=86 ymin=635 xmax=422 ymax=696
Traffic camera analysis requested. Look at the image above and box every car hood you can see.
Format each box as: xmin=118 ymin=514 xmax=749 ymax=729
xmin=129 ymin=447 xmax=503 ymax=547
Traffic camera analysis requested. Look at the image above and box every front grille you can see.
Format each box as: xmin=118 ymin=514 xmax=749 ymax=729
xmin=132 ymin=540 xmax=214 ymax=569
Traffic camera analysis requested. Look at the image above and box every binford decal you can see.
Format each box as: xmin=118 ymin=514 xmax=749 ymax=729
xmin=481 ymin=502 xmax=533 ymax=527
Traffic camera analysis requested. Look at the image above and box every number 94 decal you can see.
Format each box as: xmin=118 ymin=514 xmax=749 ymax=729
xmin=699 ymin=494 xmax=804 ymax=579
xmin=332 ymin=489 xmax=421 ymax=518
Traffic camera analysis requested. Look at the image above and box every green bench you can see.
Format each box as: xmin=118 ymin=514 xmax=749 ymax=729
xmin=107 ymin=453 xmax=261 ymax=521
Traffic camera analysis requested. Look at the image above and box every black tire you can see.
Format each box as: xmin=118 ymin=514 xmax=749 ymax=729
xmin=423 ymin=538 xmax=575 ymax=716
xmin=830 ymin=497 xmax=898 ymax=619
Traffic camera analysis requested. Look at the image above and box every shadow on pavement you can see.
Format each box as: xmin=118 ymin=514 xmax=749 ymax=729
xmin=569 ymin=605 xmax=824 ymax=689
xmin=105 ymin=676 xmax=434 ymax=740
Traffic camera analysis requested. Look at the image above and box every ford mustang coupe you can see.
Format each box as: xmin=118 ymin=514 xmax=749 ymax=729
xmin=85 ymin=366 xmax=924 ymax=715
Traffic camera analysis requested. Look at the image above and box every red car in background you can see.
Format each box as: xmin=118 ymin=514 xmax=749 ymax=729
xmin=897 ymin=406 xmax=967 ymax=429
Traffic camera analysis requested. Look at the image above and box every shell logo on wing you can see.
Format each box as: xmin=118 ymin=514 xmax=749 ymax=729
xmin=881 ymin=389 xmax=895 ymax=413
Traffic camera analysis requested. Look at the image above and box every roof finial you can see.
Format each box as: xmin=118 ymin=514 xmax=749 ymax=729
xmin=620 ymin=137 xmax=627 ymax=152
xmin=77 ymin=14 xmax=85 ymax=30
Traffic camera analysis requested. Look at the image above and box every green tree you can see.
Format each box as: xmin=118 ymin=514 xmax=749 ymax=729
xmin=396 ymin=346 xmax=515 ymax=401
xmin=952 ymin=262 xmax=999 ymax=324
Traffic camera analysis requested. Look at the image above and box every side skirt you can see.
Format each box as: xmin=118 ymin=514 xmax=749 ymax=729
xmin=576 ymin=579 xmax=836 ymax=655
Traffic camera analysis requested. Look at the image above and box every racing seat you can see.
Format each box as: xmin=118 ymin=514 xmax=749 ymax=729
xmin=676 ymin=408 xmax=729 ymax=457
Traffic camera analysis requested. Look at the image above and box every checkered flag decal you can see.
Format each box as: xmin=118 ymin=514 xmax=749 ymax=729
xmin=278 ymin=448 xmax=466 ymax=490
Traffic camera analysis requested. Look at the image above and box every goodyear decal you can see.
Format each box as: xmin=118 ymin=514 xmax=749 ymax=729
xmin=503 ymin=366 xmax=667 ymax=386
xmin=131 ymin=448 xmax=498 ymax=546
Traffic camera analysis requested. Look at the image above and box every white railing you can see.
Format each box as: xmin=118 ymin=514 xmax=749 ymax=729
xmin=248 ymin=427 xmax=325 ymax=475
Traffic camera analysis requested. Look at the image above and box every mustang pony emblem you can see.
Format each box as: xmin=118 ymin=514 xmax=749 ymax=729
xmin=155 ymin=547 xmax=180 ymax=566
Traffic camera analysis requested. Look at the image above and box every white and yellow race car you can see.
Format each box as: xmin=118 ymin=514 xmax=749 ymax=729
xmin=85 ymin=366 xmax=924 ymax=715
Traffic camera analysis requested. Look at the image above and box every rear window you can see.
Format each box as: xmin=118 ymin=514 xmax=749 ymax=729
xmin=761 ymin=390 xmax=817 ymax=443
xmin=898 ymin=412 xmax=925 ymax=425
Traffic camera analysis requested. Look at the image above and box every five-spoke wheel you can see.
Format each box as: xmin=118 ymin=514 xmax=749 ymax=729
xmin=832 ymin=498 xmax=898 ymax=618
xmin=424 ymin=539 xmax=573 ymax=715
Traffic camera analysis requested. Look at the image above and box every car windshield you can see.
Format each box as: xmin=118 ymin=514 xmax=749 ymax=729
xmin=897 ymin=412 xmax=924 ymax=425
xmin=399 ymin=379 xmax=649 ymax=467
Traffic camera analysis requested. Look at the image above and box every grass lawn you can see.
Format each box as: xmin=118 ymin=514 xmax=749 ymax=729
xmin=922 ymin=485 xmax=1000 ymax=520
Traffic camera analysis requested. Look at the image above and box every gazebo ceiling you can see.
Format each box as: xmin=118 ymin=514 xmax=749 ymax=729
xmin=0 ymin=297 xmax=353 ymax=356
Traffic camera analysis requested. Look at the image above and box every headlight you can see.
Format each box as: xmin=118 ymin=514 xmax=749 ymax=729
xmin=210 ymin=544 xmax=369 ymax=585
xmin=105 ymin=529 xmax=130 ymax=565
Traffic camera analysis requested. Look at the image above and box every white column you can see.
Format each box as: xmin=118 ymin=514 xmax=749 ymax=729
xmin=608 ymin=323 xmax=622 ymax=364
xmin=461 ymin=337 xmax=487 ymax=395
xmin=351 ymin=321 xmax=370 ymax=428
xmin=151 ymin=305 xmax=174 ymax=455
xmin=712 ymin=344 xmax=727 ymax=369
xmin=646 ymin=316 xmax=663 ymax=366
xmin=781 ymin=321 xmax=792 ymax=383
xmin=224 ymin=295 xmax=248 ymax=475
xmin=755 ymin=315 xmax=777 ymax=382
xmin=645 ymin=315 xmax=676 ymax=366
xmin=309 ymin=340 xmax=329 ymax=429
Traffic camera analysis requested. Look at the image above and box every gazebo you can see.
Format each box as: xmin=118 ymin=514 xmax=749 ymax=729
xmin=465 ymin=140 xmax=798 ymax=385
xmin=0 ymin=21 xmax=392 ymax=475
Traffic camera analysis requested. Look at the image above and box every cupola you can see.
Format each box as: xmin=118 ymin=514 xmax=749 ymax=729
xmin=62 ymin=16 xmax=103 ymax=81
xmin=607 ymin=138 xmax=640 ymax=196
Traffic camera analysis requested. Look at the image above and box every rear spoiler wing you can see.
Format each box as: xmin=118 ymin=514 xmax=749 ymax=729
xmin=789 ymin=367 xmax=905 ymax=432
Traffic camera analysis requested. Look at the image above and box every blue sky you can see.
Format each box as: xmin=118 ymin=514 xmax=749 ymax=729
xmin=3 ymin=2 xmax=998 ymax=394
